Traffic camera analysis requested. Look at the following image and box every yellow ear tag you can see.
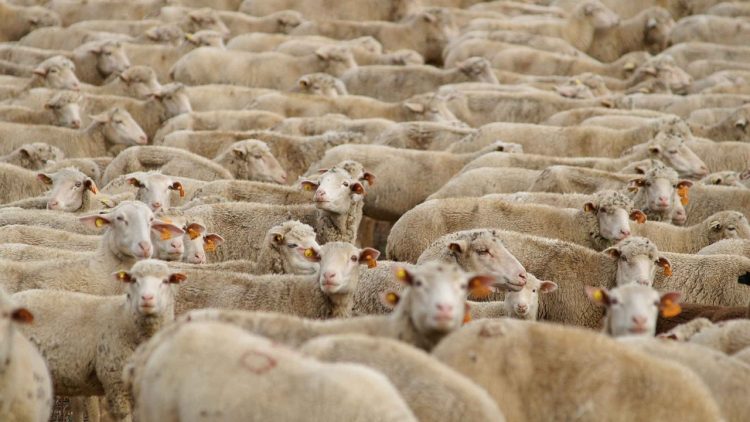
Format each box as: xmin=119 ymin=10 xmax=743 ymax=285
xmin=304 ymin=248 xmax=315 ymax=257
xmin=95 ymin=217 xmax=106 ymax=228
xmin=160 ymin=228 xmax=172 ymax=241
xmin=396 ymin=268 xmax=407 ymax=281
xmin=205 ymin=239 xmax=216 ymax=252
xmin=116 ymin=271 xmax=128 ymax=280
xmin=366 ymin=258 xmax=377 ymax=269
xmin=593 ymin=289 xmax=603 ymax=302
xmin=188 ymin=227 xmax=201 ymax=240
xmin=661 ymin=300 xmax=682 ymax=318
xmin=574 ymin=79 xmax=582 ymax=85
xmin=385 ymin=292 xmax=399 ymax=305
xmin=677 ymin=186 xmax=689 ymax=205
xmin=303 ymin=183 xmax=314 ymax=191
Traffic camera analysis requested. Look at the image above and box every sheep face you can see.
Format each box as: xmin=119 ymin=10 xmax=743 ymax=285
xmin=578 ymin=0 xmax=620 ymax=30
xmin=309 ymin=242 xmax=379 ymax=295
xmin=645 ymin=133 xmax=707 ymax=179
xmin=504 ymin=274 xmax=557 ymax=320
xmin=266 ymin=222 xmax=321 ymax=275
xmin=184 ymin=30 xmax=225 ymax=49
xmin=45 ymin=92 xmax=82 ymax=129
xmin=446 ymin=231 xmax=528 ymax=291
xmin=17 ymin=143 xmax=64 ymax=170
xmin=584 ymin=191 xmax=644 ymax=242
xmin=643 ymin=9 xmax=675 ymax=54
xmin=93 ymin=108 xmax=148 ymax=146
xmin=604 ymin=237 xmax=671 ymax=286
xmin=700 ymin=171 xmax=745 ymax=188
xmin=151 ymin=229 xmax=184 ymax=261
xmin=722 ymin=107 xmax=750 ymax=141
xmin=303 ymin=169 xmax=365 ymax=215
xmin=386 ymin=49 xmax=424 ymax=65
xmin=116 ymin=260 xmax=185 ymax=316
xmin=79 ymin=201 xmax=183 ymax=260
xmin=295 ymin=73 xmax=347 ymax=97
xmin=33 ymin=57 xmax=79 ymax=91
xmin=38 ymin=167 xmax=96 ymax=212
xmin=274 ymin=10 xmax=305 ymax=34
xmin=185 ymin=9 xmax=229 ymax=38
xmin=24 ymin=7 xmax=61 ymax=30
xmin=633 ymin=56 xmax=692 ymax=95
xmin=128 ymin=172 xmax=184 ymax=213
xmin=221 ymin=140 xmax=287 ymax=184
xmin=143 ymin=24 xmax=184 ymax=44
xmin=117 ymin=66 xmax=162 ymax=99
xmin=587 ymin=284 xmax=680 ymax=337
xmin=457 ymin=57 xmax=498 ymax=84
xmin=313 ymin=46 xmax=357 ymax=77
xmin=183 ymin=223 xmax=223 ymax=264
xmin=152 ymin=83 xmax=192 ymax=120
xmin=395 ymin=262 xmax=494 ymax=335
xmin=402 ymin=93 xmax=461 ymax=123
xmin=707 ymin=212 xmax=750 ymax=243
xmin=350 ymin=36 xmax=382 ymax=54
xmin=90 ymin=41 xmax=131 ymax=79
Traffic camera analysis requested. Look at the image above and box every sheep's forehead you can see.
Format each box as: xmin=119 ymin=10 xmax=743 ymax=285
xmin=129 ymin=260 xmax=172 ymax=280
xmin=281 ymin=222 xmax=316 ymax=242
xmin=612 ymin=284 xmax=659 ymax=304
xmin=594 ymin=191 xmax=633 ymax=210
xmin=47 ymin=92 xmax=79 ymax=107
xmin=652 ymin=133 xmax=683 ymax=148
xmin=320 ymin=242 xmax=359 ymax=258
xmin=52 ymin=167 xmax=87 ymax=182
xmin=644 ymin=166 xmax=679 ymax=184
xmin=413 ymin=262 xmax=466 ymax=286
xmin=617 ymin=237 xmax=658 ymax=259
xmin=337 ymin=161 xmax=365 ymax=179
xmin=122 ymin=66 xmax=154 ymax=82
xmin=142 ymin=173 xmax=173 ymax=188
xmin=114 ymin=201 xmax=153 ymax=219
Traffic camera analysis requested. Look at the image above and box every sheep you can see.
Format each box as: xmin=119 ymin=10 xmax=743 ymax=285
xmin=443 ymin=31 xmax=582 ymax=60
xmin=293 ymin=73 xmax=348 ymax=97
xmin=0 ymin=143 xmax=64 ymax=171
xmin=448 ymin=118 xmax=693 ymax=157
xmin=271 ymin=114 xmax=394 ymax=139
xmin=622 ymin=337 xmax=750 ymax=422
xmin=81 ymin=66 xmax=160 ymax=101
xmin=698 ymin=238 xmax=750 ymax=258
xmin=157 ymin=7 xmax=230 ymax=37
xmin=16 ymin=55 xmax=80 ymax=92
xmin=626 ymin=163 xmax=692 ymax=224
xmin=311 ymin=142 xmax=512 ymax=221
xmin=658 ymin=317 xmax=716 ymax=341
xmin=687 ymin=140 xmax=750 ymax=173
xmin=291 ymin=10 xmax=457 ymax=64
xmin=238 ymin=0 xmax=417 ymax=22
xmin=339 ymin=57 xmax=497 ymax=102
xmin=0 ymin=2 xmax=60 ymax=42
xmin=460 ymin=134 xmax=709 ymax=180
xmin=468 ymin=1 xmax=566 ymax=17
xmin=426 ymin=167 xmax=541 ymax=200
xmin=690 ymin=105 xmax=750 ymax=141
xmin=0 ymin=243 xmax=91 ymax=262
xmin=189 ymin=179 xmax=313 ymax=205
xmin=586 ymin=283 xmax=681 ymax=337
xmin=12 ymin=259 xmax=186 ymax=422
xmin=124 ymin=322 xmax=417 ymax=422
xmin=178 ymin=261 xmax=496 ymax=351
xmin=161 ymin=8 xmax=305 ymax=38
xmin=101 ymin=141 xmax=287 ymax=185
xmin=0 ymin=287 xmax=52 ymax=422
xmin=170 ymin=46 xmax=357 ymax=89
xmin=181 ymin=84 xmax=274 ymax=112
xmin=300 ymin=334 xmax=506 ymax=422
xmin=248 ymin=91 xmax=462 ymax=124
xmin=273 ymin=36 xmax=424 ymax=66
xmin=0 ymin=225 xmax=99 ymax=250
xmin=418 ymin=229 xmax=750 ymax=327
xmin=0 ymin=108 xmax=147 ymax=158
xmin=432 ymin=319 xmax=724 ymax=422
xmin=468 ymin=273 xmax=558 ymax=321
xmin=587 ymin=7 xmax=674 ymax=62
xmin=176 ymin=241 xmax=379 ymax=319
xmin=0 ymin=163 xmax=53 ymax=204
xmin=387 ymin=190 xmax=648 ymax=260
xmin=0 ymin=91 xmax=82 ymax=128
xmin=687 ymin=320 xmax=750 ymax=355
xmin=46 ymin=0 xmax=162 ymax=25
xmin=631 ymin=211 xmax=750 ymax=253
xmin=182 ymin=166 xmax=366 ymax=261
xmin=372 ymin=121 xmax=476 ymax=150
xmin=162 ymin=130 xmax=364 ymax=182
xmin=24 ymin=166 xmax=98 ymax=212
xmin=616 ymin=93 xmax=750 ymax=119
xmin=174 ymin=221 xmax=224 ymax=265
xmin=101 ymin=171 xmax=199 ymax=213
xmin=16 ymin=25 xmax=132 ymax=51
xmin=154 ymin=110 xmax=284 ymax=143
xmin=0 ymin=201 xmax=184 ymax=296
xmin=661 ymin=42 xmax=750 ymax=70
xmin=545 ymin=106 xmax=674 ymax=126
xmin=669 ymin=15 xmax=750 ymax=46
xmin=656 ymin=304 xmax=747 ymax=334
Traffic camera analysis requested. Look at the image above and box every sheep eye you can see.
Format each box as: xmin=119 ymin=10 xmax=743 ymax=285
xmin=286 ymin=243 xmax=297 ymax=249
xmin=350 ymin=255 xmax=358 ymax=262
xmin=49 ymin=68 xmax=58 ymax=73
xmin=253 ymin=155 xmax=262 ymax=159
xmin=414 ymin=281 xmax=423 ymax=287
xmin=609 ymin=299 xmax=619 ymax=305
xmin=668 ymin=150 xmax=678 ymax=154
xmin=477 ymin=250 xmax=490 ymax=255
xmin=163 ymin=279 xmax=169 ymax=284
xmin=532 ymin=289 xmax=537 ymax=293
xmin=74 ymin=182 xmax=82 ymax=188
xmin=114 ymin=120 xmax=123 ymax=125
xmin=116 ymin=216 xmax=124 ymax=221
xmin=653 ymin=301 xmax=660 ymax=306
xmin=343 ymin=182 xmax=349 ymax=187
xmin=728 ymin=226 xmax=737 ymax=231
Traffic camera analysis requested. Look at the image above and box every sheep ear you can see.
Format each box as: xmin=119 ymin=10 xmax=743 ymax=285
xmin=642 ymin=66 xmax=658 ymax=76
xmin=361 ymin=171 xmax=375 ymax=186
xmin=539 ymin=281 xmax=558 ymax=293
xmin=84 ymin=178 xmax=98 ymax=194
xmin=11 ymin=308 xmax=33 ymax=324
xmin=648 ymin=145 xmax=662 ymax=155
xmin=168 ymin=273 xmax=187 ymax=284
xmin=203 ymin=234 xmax=224 ymax=252
xmin=629 ymin=210 xmax=647 ymax=224
xmin=170 ymin=181 xmax=185 ymax=197
xmin=403 ymin=102 xmax=424 ymax=113
xmin=114 ymin=271 xmax=133 ymax=283
xmin=80 ymin=214 xmax=111 ymax=229
xmin=89 ymin=112 xmax=110 ymax=123
xmin=314 ymin=46 xmax=330 ymax=60
xmin=659 ymin=292 xmax=682 ymax=317
xmin=657 ymin=256 xmax=672 ymax=276
xmin=37 ymin=173 xmax=53 ymax=185
xmin=298 ymin=76 xmax=310 ymax=88
xmin=583 ymin=203 xmax=597 ymax=213
xmin=350 ymin=182 xmax=365 ymax=196
xmin=394 ymin=267 xmax=413 ymax=285
xmin=468 ymin=274 xmax=495 ymax=299
xmin=646 ymin=17 xmax=657 ymax=29
xmin=300 ymin=180 xmax=318 ymax=192
xmin=448 ymin=240 xmax=466 ymax=256
xmin=18 ymin=148 xmax=31 ymax=158
xmin=185 ymin=223 xmax=205 ymax=240
xmin=381 ymin=291 xmax=400 ymax=308
xmin=32 ymin=66 xmax=47 ymax=76
xmin=269 ymin=230 xmax=285 ymax=245
xmin=151 ymin=223 xmax=184 ymax=241
xmin=127 ymin=177 xmax=143 ymax=188
xmin=585 ymin=286 xmax=610 ymax=307
xmin=231 ymin=146 xmax=247 ymax=158
xmin=735 ymin=118 xmax=748 ymax=129
xmin=710 ymin=221 xmax=722 ymax=231
xmin=603 ymin=247 xmax=621 ymax=259
xmin=358 ymin=247 xmax=380 ymax=268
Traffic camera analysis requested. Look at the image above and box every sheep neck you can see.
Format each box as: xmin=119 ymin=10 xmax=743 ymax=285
xmin=253 ymin=246 xmax=285 ymax=275
xmin=326 ymin=290 xmax=355 ymax=319
xmin=315 ymin=199 xmax=364 ymax=244
xmin=612 ymin=13 xmax=648 ymax=55
xmin=120 ymin=300 xmax=172 ymax=343
xmin=99 ymin=230 xmax=140 ymax=271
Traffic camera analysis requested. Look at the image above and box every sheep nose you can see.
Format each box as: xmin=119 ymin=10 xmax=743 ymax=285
xmin=71 ymin=82 xmax=80 ymax=90
xmin=278 ymin=173 xmax=288 ymax=183
xmin=151 ymin=202 xmax=162 ymax=210
xmin=324 ymin=272 xmax=336 ymax=281
xmin=315 ymin=190 xmax=328 ymax=201
xmin=698 ymin=165 xmax=709 ymax=176
xmin=436 ymin=304 xmax=454 ymax=313
xmin=632 ymin=316 xmax=647 ymax=327
xmin=71 ymin=120 xmax=81 ymax=128
xmin=170 ymin=241 xmax=180 ymax=248
xmin=620 ymin=229 xmax=631 ymax=238
xmin=192 ymin=253 xmax=205 ymax=263
xmin=137 ymin=135 xmax=148 ymax=145
xmin=518 ymin=272 xmax=527 ymax=285
xmin=137 ymin=241 xmax=152 ymax=258
xmin=517 ymin=304 xmax=528 ymax=311
xmin=47 ymin=200 xmax=59 ymax=209
xmin=141 ymin=294 xmax=154 ymax=302
xmin=658 ymin=196 xmax=669 ymax=204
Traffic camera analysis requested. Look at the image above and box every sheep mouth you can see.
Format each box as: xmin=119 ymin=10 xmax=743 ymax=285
xmin=502 ymin=281 xmax=525 ymax=292
xmin=628 ymin=326 xmax=648 ymax=334
xmin=514 ymin=308 xmax=529 ymax=316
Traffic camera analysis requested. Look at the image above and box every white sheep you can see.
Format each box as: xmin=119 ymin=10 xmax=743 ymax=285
xmin=469 ymin=273 xmax=558 ymax=321
xmin=0 ymin=142 xmax=64 ymax=171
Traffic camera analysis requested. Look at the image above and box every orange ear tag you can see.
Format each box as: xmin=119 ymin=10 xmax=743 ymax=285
xmin=661 ymin=300 xmax=682 ymax=318
xmin=188 ymin=227 xmax=201 ymax=240
xmin=662 ymin=264 xmax=673 ymax=277
xmin=205 ymin=240 xmax=217 ymax=252
xmin=177 ymin=185 xmax=185 ymax=197
xmin=366 ymin=258 xmax=377 ymax=268
xmin=160 ymin=228 xmax=172 ymax=240
xmin=463 ymin=303 xmax=472 ymax=325
xmin=677 ymin=186 xmax=689 ymax=206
